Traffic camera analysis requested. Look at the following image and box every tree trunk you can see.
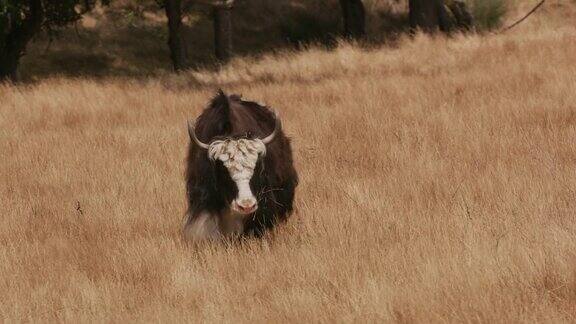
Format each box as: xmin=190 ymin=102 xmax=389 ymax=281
xmin=164 ymin=0 xmax=187 ymax=71
xmin=409 ymin=0 xmax=451 ymax=33
xmin=447 ymin=0 xmax=473 ymax=32
xmin=0 ymin=0 xmax=43 ymax=82
xmin=213 ymin=3 xmax=233 ymax=63
xmin=339 ymin=0 xmax=366 ymax=40
xmin=0 ymin=52 xmax=20 ymax=82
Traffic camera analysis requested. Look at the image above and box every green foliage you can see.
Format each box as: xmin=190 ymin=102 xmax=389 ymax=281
xmin=469 ymin=0 xmax=507 ymax=31
xmin=0 ymin=0 xmax=107 ymax=35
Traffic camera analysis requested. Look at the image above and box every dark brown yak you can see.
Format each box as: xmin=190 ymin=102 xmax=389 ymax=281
xmin=183 ymin=90 xmax=298 ymax=241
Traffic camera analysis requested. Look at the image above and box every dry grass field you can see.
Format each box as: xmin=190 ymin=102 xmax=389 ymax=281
xmin=2 ymin=1 xmax=576 ymax=322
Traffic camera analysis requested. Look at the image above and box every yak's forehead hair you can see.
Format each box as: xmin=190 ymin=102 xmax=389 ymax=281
xmin=208 ymin=138 xmax=266 ymax=161
xmin=207 ymin=138 xmax=266 ymax=180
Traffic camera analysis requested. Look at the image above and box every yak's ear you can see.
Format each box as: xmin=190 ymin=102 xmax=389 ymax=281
xmin=208 ymin=140 xmax=227 ymax=161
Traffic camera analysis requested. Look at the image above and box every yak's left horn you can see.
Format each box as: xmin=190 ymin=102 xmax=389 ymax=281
xmin=188 ymin=120 xmax=210 ymax=149
xmin=261 ymin=110 xmax=281 ymax=144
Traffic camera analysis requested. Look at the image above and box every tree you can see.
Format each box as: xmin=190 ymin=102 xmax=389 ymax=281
xmin=164 ymin=0 xmax=187 ymax=71
xmin=409 ymin=0 xmax=475 ymax=34
xmin=339 ymin=0 xmax=365 ymax=40
xmin=0 ymin=0 xmax=95 ymax=82
xmin=212 ymin=0 xmax=233 ymax=63
xmin=1 ymin=0 xmax=44 ymax=81
xmin=446 ymin=0 xmax=473 ymax=32
xmin=162 ymin=0 xmax=233 ymax=69
xmin=408 ymin=0 xmax=451 ymax=33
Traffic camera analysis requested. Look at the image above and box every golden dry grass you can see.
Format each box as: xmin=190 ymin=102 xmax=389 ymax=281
xmin=2 ymin=3 xmax=576 ymax=322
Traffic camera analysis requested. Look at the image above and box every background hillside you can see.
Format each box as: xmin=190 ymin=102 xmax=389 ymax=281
xmin=2 ymin=0 xmax=576 ymax=322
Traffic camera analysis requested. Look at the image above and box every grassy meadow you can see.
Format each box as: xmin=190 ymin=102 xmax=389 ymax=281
xmin=1 ymin=0 xmax=576 ymax=322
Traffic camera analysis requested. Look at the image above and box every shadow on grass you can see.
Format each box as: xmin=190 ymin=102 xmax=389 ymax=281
xmin=19 ymin=2 xmax=409 ymax=82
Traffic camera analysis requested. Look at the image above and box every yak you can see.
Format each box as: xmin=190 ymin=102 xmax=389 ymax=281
xmin=183 ymin=90 xmax=298 ymax=241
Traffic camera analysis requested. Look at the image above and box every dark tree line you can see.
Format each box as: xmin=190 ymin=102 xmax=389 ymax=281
xmin=212 ymin=1 xmax=233 ymax=63
xmin=339 ymin=0 xmax=366 ymax=39
xmin=163 ymin=0 xmax=474 ymax=71
xmin=0 ymin=0 xmax=476 ymax=82
xmin=164 ymin=0 xmax=187 ymax=71
xmin=409 ymin=0 xmax=473 ymax=33
xmin=0 ymin=0 xmax=104 ymax=81
xmin=0 ymin=0 xmax=43 ymax=81
xmin=159 ymin=0 xmax=235 ymax=71
xmin=338 ymin=0 xmax=473 ymax=40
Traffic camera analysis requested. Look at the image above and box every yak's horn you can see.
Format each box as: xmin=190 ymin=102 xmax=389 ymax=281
xmin=261 ymin=110 xmax=281 ymax=144
xmin=188 ymin=121 xmax=210 ymax=149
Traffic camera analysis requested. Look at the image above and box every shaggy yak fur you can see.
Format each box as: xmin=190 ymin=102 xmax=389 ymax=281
xmin=184 ymin=90 xmax=298 ymax=239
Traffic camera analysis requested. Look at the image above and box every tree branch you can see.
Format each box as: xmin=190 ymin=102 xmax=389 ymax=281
xmin=500 ymin=0 xmax=546 ymax=33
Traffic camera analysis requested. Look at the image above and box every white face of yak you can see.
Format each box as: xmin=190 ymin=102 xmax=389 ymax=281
xmin=208 ymin=139 xmax=266 ymax=215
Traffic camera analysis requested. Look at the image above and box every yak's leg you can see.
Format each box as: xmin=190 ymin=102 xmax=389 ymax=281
xmin=220 ymin=209 xmax=246 ymax=237
xmin=182 ymin=211 xmax=221 ymax=242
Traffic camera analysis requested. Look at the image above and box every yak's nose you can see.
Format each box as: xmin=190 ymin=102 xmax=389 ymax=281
xmin=235 ymin=198 xmax=257 ymax=214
